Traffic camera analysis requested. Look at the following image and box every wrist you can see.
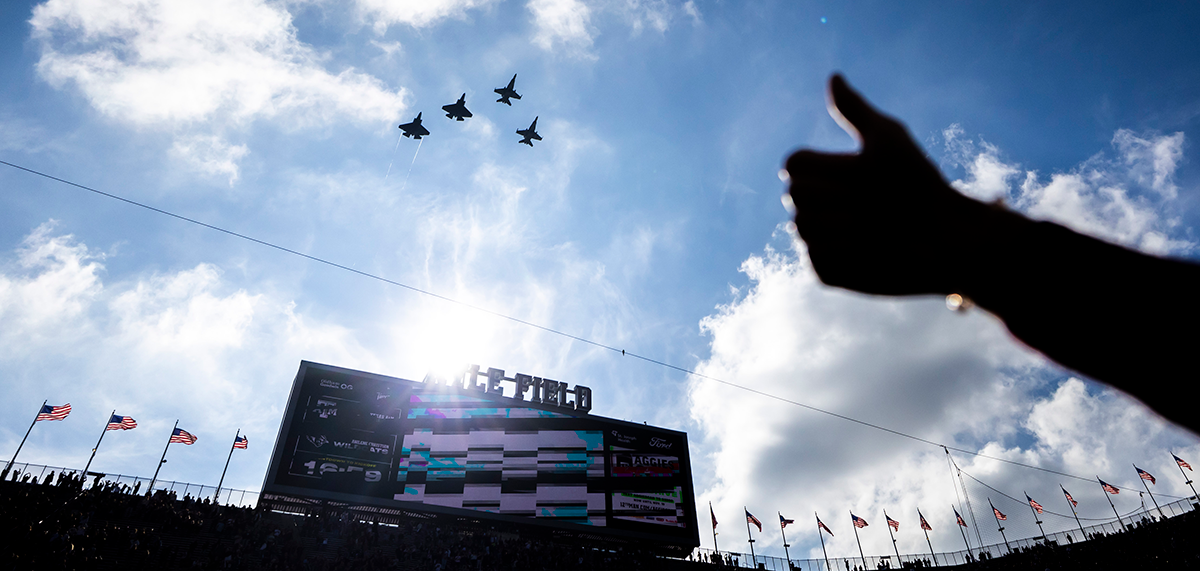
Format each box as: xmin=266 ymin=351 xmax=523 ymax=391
xmin=946 ymin=199 xmax=1033 ymax=306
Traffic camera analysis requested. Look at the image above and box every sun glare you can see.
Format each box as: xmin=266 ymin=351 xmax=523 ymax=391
xmin=404 ymin=302 xmax=498 ymax=382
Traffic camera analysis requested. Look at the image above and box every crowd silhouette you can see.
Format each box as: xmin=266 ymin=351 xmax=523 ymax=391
xmin=4 ymin=468 xmax=1198 ymax=570
xmin=4 ymin=470 xmax=672 ymax=570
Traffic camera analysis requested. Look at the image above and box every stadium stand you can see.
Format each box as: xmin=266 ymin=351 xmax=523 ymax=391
xmin=4 ymin=471 xmax=1198 ymax=570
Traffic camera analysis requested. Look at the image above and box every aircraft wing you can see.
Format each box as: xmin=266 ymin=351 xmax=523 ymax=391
xmin=399 ymin=118 xmax=429 ymax=138
xmin=400 ymin=121 xmax=429 ymax=136
xmin=442 ymin=99 xmax=472 ymax=120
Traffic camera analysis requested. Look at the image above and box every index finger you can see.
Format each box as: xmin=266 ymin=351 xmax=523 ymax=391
xmin=785 ymin=149 xmax=857 ymax=182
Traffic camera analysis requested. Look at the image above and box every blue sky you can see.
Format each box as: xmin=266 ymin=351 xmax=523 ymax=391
xmin=2 ymin=0 xmax=1200 ymax=562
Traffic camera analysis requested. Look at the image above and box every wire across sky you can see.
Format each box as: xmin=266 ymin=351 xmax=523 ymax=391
xmin=0 ymin=158 xmax=1179 ymax=496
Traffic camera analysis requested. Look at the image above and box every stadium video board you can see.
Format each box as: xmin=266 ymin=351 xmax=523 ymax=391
xmin=263 ymin=361 xmax=699 ymax=549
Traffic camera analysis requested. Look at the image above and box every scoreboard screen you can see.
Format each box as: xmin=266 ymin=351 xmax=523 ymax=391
xmin=263 ymin=361 xmax=699 ymax=549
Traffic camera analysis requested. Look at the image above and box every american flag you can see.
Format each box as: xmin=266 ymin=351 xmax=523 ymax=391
xmin=918 ymin=511 xmax=932 ymax=531
xmin=991 ymin=505 xmax=1006 ymax=521
xmin=745 ymin=510 xmax=762 ymax=532
xmin=1026 ymin=494 xmax=1044 ymax=514
xmin=1062 ymin=487 xmax=1078 ymax=507
xmin=234 ymin=435 xmax=248 ymax=449
xmin=170 ymin=427 xmax=198 ymax=445
xmin=36 ymin=403 xmax=71 ymax=421
xmin=779 ymin=514 xmax=794 ymax=529
xmin=817 ymin=516 xmax=834 ymax=536
xmin=1099 ymin=479 xmax=1120 ymax=495
xmin=851 ymin=513 xmax=868 ymax=528
xmin=710 ymin=504 xmax=718 ymax=528
xmin=107 ymin=414 xmax=137 ymax=430
xmin=886 ymin=515 xmax=899 ymax=531
xmin=954 ymin=508 xmax=968 ymax=528
xmin=1175 ymin=454 xmax=1192 ymax=471
xmin=1136 ymin=466 xmax=1156 ymax=485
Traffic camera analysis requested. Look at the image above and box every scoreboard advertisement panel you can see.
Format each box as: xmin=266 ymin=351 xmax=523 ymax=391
xmin=263 ymin=361 xmax=699 ymax=549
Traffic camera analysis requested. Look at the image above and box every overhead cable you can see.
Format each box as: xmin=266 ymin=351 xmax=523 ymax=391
xmin=0 ymin=159 xmax=1172 ymax=489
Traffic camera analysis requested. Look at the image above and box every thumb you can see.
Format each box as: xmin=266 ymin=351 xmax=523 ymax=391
xmin=826 ymin=74 xmax=889 ymax=144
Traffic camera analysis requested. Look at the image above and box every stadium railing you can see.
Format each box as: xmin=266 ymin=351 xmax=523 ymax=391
xmin=686 ymin=496 xmax=1197 ymax=569
xmin=1 ymin=459 xmax=260 ymax=508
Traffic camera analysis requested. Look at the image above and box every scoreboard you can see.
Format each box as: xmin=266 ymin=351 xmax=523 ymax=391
xmin=262 ymin=361 xmax=699 ymax=549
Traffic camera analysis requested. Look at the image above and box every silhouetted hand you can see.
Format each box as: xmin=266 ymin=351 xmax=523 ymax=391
xmin=784 ymin=75 xmax=1200 ymax=435
xmin=785 ymin=75 xmax=998 ymax=297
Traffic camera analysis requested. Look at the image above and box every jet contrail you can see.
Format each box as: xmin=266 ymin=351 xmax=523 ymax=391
xmin=384 ymin=132 xmax=403 ymax=179
xmin=400 ymin=138 xmax=422 ymax=192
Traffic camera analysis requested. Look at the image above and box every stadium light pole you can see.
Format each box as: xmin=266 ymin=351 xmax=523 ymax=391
xmin=148 ymin=420 xmax=178 ymax=494
xmin=213 ymin=429 xmax=240 ymax=504
xmin=4 ymin=400 xmax=46 ymax=478
xmin=82 ymin=409 xmax=116 ymax=478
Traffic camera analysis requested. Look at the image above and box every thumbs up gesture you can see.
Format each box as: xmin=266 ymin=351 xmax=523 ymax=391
xmin=784 ymin=75 xmax=1001 ymax=297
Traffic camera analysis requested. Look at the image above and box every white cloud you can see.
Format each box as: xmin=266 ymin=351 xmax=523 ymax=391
xmin=0 ymin=222 xmax=103 ymax=342
xmin=943 ymin=126 xmax=1192 ymax=256
xmin=355 ymin=0 xmax=499 ymax=34
xmin=170 ymin=134 xmax=250 ymax=185
xmin=525 ymin=0 xmax=699 ymax=57
xmin=942 ymin=124 xmax=1019 ymax=202
xmin=30 ymin=0 xmax=407 ymax=178
xmin=528 ymin=0 xmax=596 ymax=55
xmin=690 ymin=129 xmax=1200 ymax=559
xmin=1112 ymin=129 xmax=1185 ymax=200
xmin=0 ymin=223 xmax=376 ymax=490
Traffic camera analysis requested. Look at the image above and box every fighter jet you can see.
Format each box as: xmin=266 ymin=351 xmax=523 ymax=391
xmin=398 ymin=112 xmax=429 ymax=139
xmin=516 ymin=117 xmax=541 ymax=147
xmin=442 ymin=94 xmax=472 ymax=121
xmin=494 ymin=74 xmax=521 ymax=106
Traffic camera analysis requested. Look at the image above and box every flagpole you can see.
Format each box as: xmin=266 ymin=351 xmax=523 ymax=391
xmin=1023 ymin=492 xmax=1046 ymax=540
xmin=850 ymin=511 xmax=866 ymax=570
xmin=709 ymin=502 xmax=719 ymax=557
xmin=3 ymin=400 xmax=46 ymax=477
xmin=778 ymin=512 xmax=791 ymax=569
xmin=1097 ymin=477 xmax=1123 ymax=528
xmin=1173 ymin=453 xmax=1199 ymax=503
xmin=1061 ymin=485 xmax=1086 ymax=541
xmin=815 ymin=513 xmax=831 ymax=571
xmin=744 ymin=507 xmax=756 ymax=564
xmin=214 ymin=429 xmax=239 ymax=503
xmin=953 ymin=505 xmax=972 ymax=560
xmin=81 ymin=409 xmax=116 ymax=478
xmin=1134 ymin=464 xmax=1165 ymax=520
xmin=918 ymin=509 xmax=936 ymax=566
xmin=884 ymin=509 xmax=901 ymax=563
xmin=988 ymin=499 xmax=1010 ymax=554
xmin=149 ymin=420 xmax=178 ymax=494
